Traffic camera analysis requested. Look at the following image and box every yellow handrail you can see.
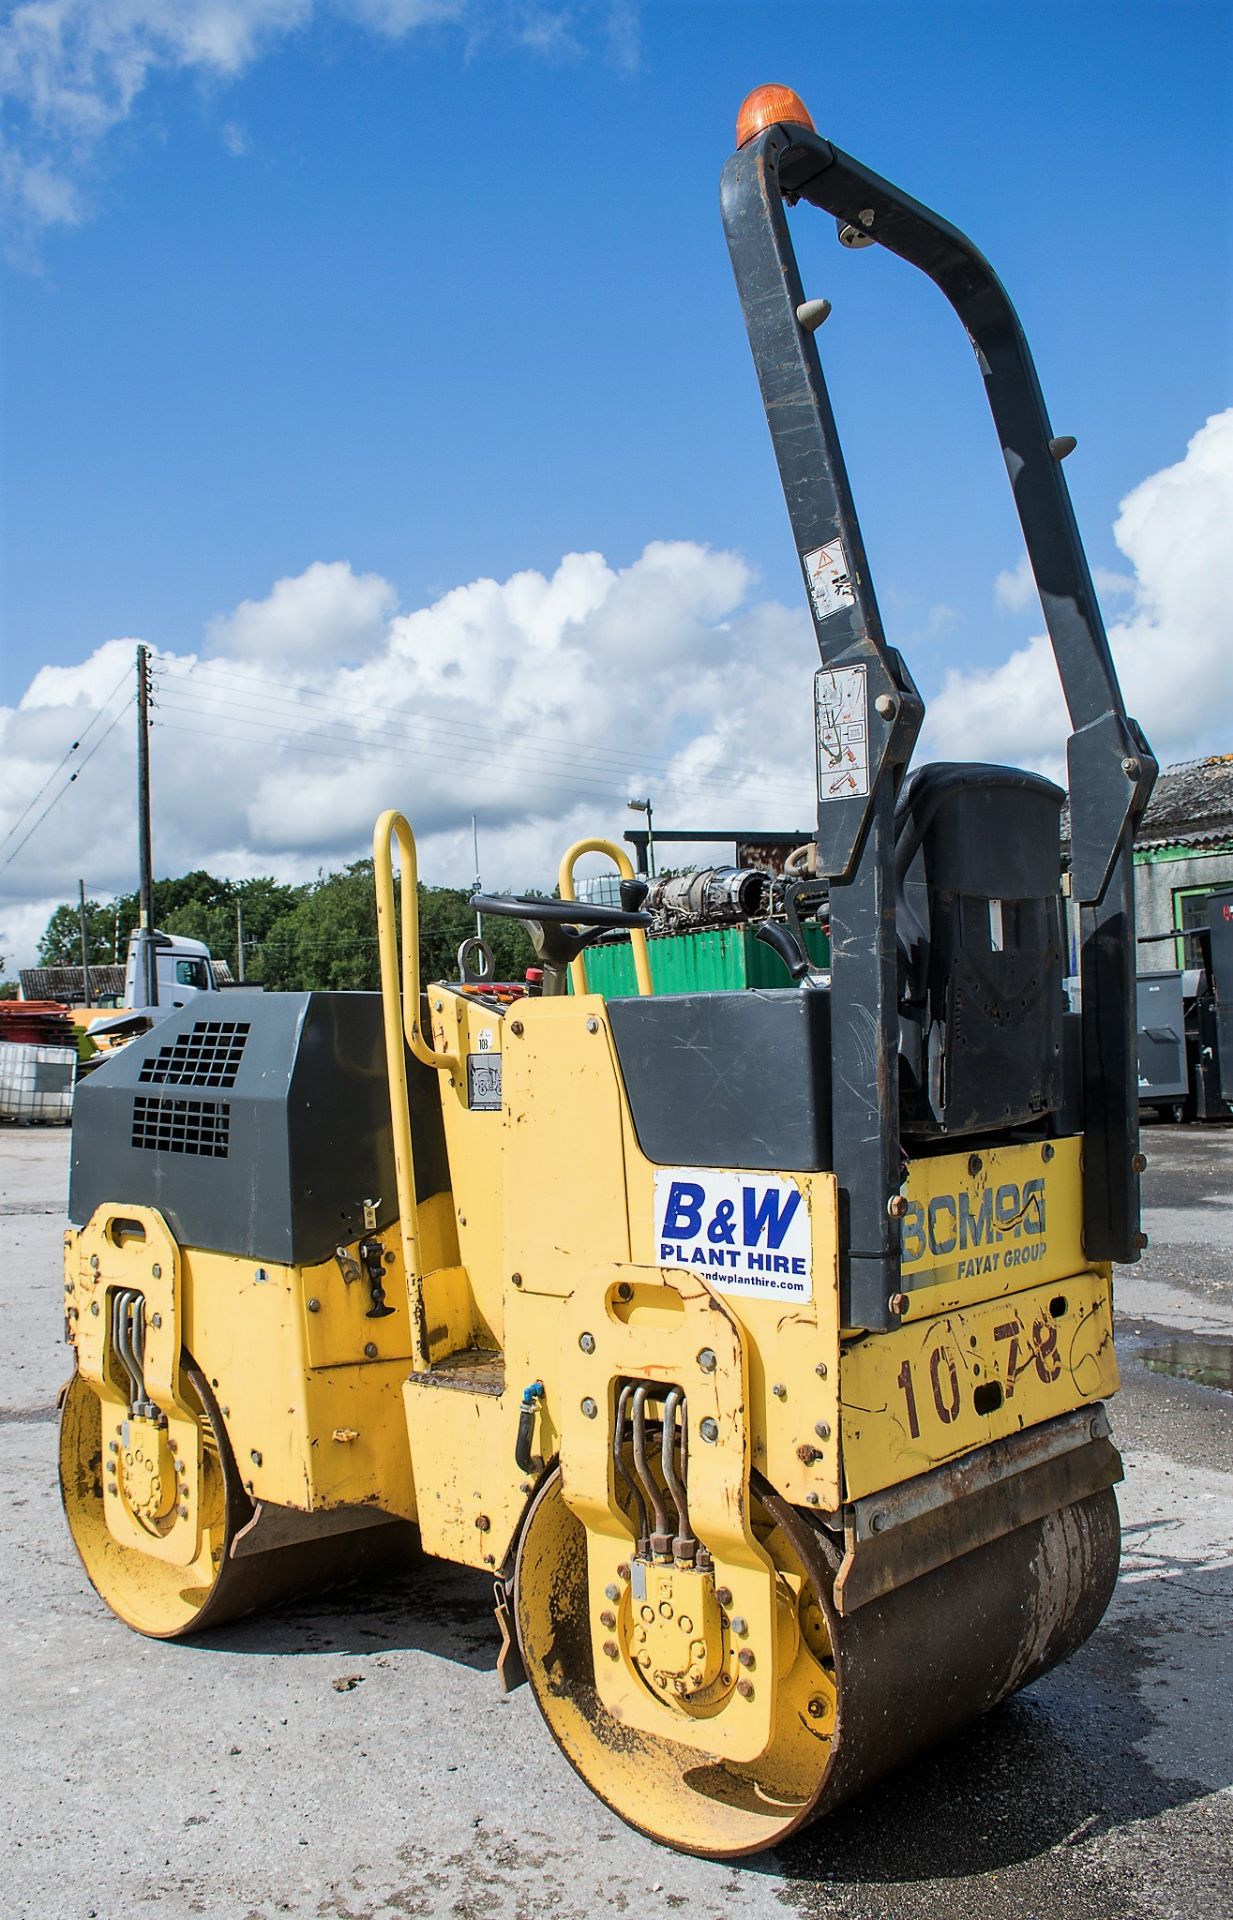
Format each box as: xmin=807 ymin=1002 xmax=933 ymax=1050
xmin=373 ymin=809 xmax=458 ymax=1370
xmin=558 ymin=837 xmax=654 ymax=999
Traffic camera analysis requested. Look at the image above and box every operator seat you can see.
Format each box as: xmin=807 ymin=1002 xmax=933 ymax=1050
xmin=893 ymin=762 xmax=1066 ymax=1139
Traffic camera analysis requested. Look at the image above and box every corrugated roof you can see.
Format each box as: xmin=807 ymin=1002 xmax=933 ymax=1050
xmin=1137 ymin=754 xmax=1233 ymax=839
xmin=19 ymin=965 xmax=126 ymax=1001
xmin=1061 ymin=753 xmax=1233 ymax=850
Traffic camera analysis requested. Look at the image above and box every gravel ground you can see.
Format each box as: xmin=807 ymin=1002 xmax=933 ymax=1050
xmin=0 ymin=1123 xmax=1229 ymax=1920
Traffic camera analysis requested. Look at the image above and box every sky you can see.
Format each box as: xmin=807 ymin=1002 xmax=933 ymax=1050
xmin=1 ymin=0 xmax=1231 ymax=968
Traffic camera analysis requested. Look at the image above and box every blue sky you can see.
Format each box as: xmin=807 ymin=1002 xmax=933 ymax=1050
xmin=1 ymin=1 xmax=1231 ymax=962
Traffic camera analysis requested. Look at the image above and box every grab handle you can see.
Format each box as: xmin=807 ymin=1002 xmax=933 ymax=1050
xmin=558 ymin=837 xmax=654 ymax=998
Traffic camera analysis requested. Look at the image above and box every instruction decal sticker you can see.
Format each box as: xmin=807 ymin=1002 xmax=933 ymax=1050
xmin=802 ymin=539 xmax=855 ymax=622
xmin=815 ymin=665 xmax=871 ymax=801
xmin=653 ymin=1169 xmax=812 ymax=1300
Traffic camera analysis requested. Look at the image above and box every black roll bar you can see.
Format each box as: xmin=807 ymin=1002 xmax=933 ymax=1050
xmin=721 ymin=113 xmax=1156 ymax=1328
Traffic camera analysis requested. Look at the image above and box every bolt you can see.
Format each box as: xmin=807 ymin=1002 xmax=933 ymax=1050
xmin=771 ymin=1382 xmax=786 ymax=1400
xmin=858 ymin=207 xmax=875 ymax=227
xmin=638 ymin=1651 xmax=651 ymax=1668
xmin=617 ymin=1562 xmax=631 ymax=1581
xmin=474 ymin=1514 xmax=491 ymax=1532
xmin=870 ymin=1510 xmax=888 ymax=1533
xmin=738 ymin=1648 xmax=755 ymax=1670
xmin=807 ymin=1697 xmax=827 ymax=1719
xmin=797 ymin=1444 xmax=820 ymax=1465
xmin=90 ymin=1302 xmax=99 ymax=1317
xmin=510 ymin=1020 xmax=524 ymax=1037
xmin=581 ymin=1397 xmax=598 ymax=1420
xmin=307 ymin=1298 xmax=321 ymax=1313
xmin=106 ymin=1484 xmax=117 ymax=1497
xmin=600 ymin=1609 xmax=616 ymax=1630
xmin=720 ymin=1673 xmax=731 ymax=1688
xmin=250 ymin=1450 xmax=262 ymax=1467
xmin=511 ymin=1272 xmax=523 ymax=1288
xmin=888 ymin=1293 xmax=910 ymax=1317
xmin=174 ymin=1458 xmax=184 ymax=1474
xmin=585 ymin=1017 xmax=599 ymax=1034
xmin=641 ymin=1605 xmax=655 ymax=1624
xmin=150 ymin=1312 xmax=162 ymax=1329
xmin=699 ymin=1417 xmax=719 ymax=1444
xmin=654 ymin=1672 xmax=668 ymax=1690
xmin=151 ymin=1262 xmax=162 ymax=1279
xmin=579 ymin=1332 xmax=596 ymax=1354
xmin=434 ymin=1000 xmax=443 ymax=1011
xmin=89 ymin=1255 xmax=99 ymax=1271
xmin=874 ymin=692 xmax=896 ymax=719
xmin=364 ymin=1341 xmax=378 ymax=1358
xmin=602 ymin=1640 xmax=619 ymax=1661
xmin=730 ymin=1615 xmax=748 ymax=1637
xmin=690 ymin=1640 xmax=706 ymax=1661
xmin=605 ymin=1582 xmax=620 ymax=1602
xmin=106 ymin=1461 xmax=115 ymax=1476
xmin=1039 ymin=1143 xmax=1055 ymax=1164
xmin=887 ymin=1194 xmax=910 ymax=1219
xmin=385 ymin=1250 xmax=396 ymax=1266
xmin=659 ymin=1601 xmax=673 ymax=1619
xmin=814 ymin=1421 xmax=831 ymax=1441
xmin=815 ymin=1361 xmax=828 ymax=1379
xmin=1121 ymin=756 xmax=1141 ymax=779
xmin=715 ymin=1586 xmax=733 ymax=1608
xmin=1131 ymin=1152 xmax=1147 ymax=1173
xmin=696 ymin=1347 xmax=717 ymax=1374
xmin=679 ymin=1615 xmax=693 ymax=1634
xmin=178 ymin=1503 xmax=189 ymax=1519
xmin=807 ymin=1491 xmax=821 ymax=1507
xmin=615 ymin=1282 xmax=633 ymax=1302
xmin=736 ymin=1678 xmax=754 ymax=1700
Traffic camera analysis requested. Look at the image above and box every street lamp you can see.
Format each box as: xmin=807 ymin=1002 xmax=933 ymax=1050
xmin=627 ymin=797 xmax=655 ymax=877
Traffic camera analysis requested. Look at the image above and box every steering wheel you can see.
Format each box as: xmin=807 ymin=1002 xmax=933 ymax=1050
xmin=470 ymin=891 xmax=651 ymax=982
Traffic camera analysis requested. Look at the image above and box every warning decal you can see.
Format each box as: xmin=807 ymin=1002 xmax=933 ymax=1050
xmin=802 ymin=540 xmax=855 ymax=622
xmin=653 ymin=1169 xmax=812 ymax=1300
xmin=815 ymin=665 xmax=871 ymax=801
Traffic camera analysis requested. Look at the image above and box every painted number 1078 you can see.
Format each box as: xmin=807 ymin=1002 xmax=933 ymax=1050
xmin=894 ymin=1315 xmax=1063 ymax=1438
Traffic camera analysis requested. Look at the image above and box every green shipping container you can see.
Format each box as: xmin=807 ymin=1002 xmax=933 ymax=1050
xmin=572 ymin=923 xmax=831 ymax=997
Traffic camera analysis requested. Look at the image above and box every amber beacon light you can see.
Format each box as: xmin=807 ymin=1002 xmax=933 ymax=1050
xmin=735 ymin=84 xmax=815 ymax=148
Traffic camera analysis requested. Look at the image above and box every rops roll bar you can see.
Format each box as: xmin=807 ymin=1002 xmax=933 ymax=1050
xmin=721 ymin=91 xmax=1156 ymax=1326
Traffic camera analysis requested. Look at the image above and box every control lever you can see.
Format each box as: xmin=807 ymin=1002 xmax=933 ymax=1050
xmin=619 ymin=877 xmax=650 ymax=912
xmin=755 ymin=920 xmax=828 ymax=988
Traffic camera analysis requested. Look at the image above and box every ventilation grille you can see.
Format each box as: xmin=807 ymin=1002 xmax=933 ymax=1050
xmin=138 ymin=1020 xmax=250 ymax=1089
xmin=132 ymin=1095 xmax=230 ymax=1157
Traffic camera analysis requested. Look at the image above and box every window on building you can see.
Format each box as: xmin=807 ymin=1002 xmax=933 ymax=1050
xmin=1172 ymin=887 xmax=1219 ymax=969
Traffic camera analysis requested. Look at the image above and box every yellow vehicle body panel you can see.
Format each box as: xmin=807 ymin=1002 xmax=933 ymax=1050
xmin=841 ymin=1268 xmax=1118 ymax=1501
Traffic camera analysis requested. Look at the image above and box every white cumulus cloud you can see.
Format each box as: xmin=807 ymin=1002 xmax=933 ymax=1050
xmin=923 ymin=409 xmax=1233 ymax=779
xmin=0 ymin=540 xmax=818 ymax=968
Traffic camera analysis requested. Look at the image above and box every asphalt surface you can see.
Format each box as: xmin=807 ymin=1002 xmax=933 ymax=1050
xmin=0 ymin=1122 xmax=1229 ymax=1920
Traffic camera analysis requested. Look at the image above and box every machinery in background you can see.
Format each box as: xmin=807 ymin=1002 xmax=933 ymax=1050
xmin=58 ymin=89 xmax=1154 ymax=1857
xmin=1135 ymin=893 xmax=1233 ymax=1121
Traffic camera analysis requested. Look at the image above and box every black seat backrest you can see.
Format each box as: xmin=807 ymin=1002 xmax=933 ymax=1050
xmin=895 ymin=762 xmax=1065 ymax=1138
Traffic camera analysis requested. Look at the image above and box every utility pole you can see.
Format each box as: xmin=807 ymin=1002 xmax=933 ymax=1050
xmin=77 ymin=880 xmax=92 ymax=1008
xmin=136 ymin=644 xmax=157 ymax=1006
xmin=472 ymin=814 xmax=482 ymax=939
xmin=236 ymin=900 xmax=245 ymax=982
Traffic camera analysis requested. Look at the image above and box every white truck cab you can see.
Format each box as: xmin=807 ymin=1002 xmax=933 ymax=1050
xmin=124 ymin=930 xmax=219 ymax=1012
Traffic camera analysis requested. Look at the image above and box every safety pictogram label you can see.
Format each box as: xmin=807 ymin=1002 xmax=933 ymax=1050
xmin=802 ymin=539 xmax=855 ymax=621
xmin=815 ymin=665 xmax=870 ymax=801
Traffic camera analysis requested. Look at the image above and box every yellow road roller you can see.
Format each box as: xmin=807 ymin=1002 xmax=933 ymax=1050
xmin=60 ymin=87 xmax=1157 ymax=1857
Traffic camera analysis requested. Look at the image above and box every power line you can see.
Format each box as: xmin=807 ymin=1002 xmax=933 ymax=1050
xmin=0 ymin=698 xmax=136 ymax=875
xmin=154 ymin=656 xmax=812 ymax=804
xmin=153 ymin=655 xmax=710 ymax=784
xmin=0 ymin=664 xmax=132 ymax=857
xmin=153 ymin=684 xmax=811 ymax=810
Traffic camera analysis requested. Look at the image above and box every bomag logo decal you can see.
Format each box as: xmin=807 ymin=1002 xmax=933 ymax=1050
xmin=899 ymin=1178 xmax=1047 ymax=1281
